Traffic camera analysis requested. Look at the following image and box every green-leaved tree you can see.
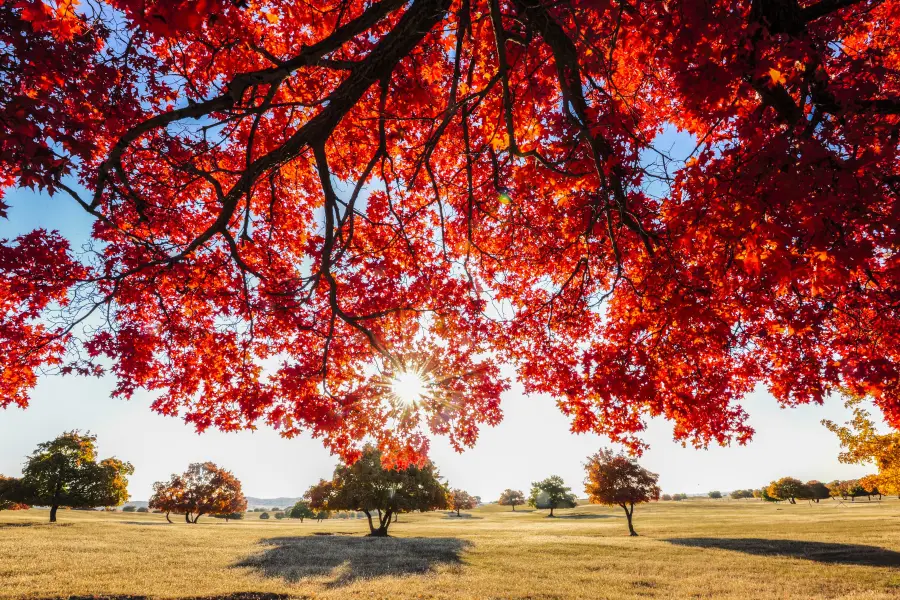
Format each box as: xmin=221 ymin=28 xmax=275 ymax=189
xmin=0 ymin=432 xmax=132 ymax=522
xmin=528 ymin=475 xmax=577 ymax=517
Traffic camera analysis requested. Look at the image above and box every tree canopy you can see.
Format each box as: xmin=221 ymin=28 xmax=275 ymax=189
xmin=766 ymin=477 xmax=811 ymax=504
xmin=2 ymin=0 xmax=899 ymax=464
xmin=0 ymin=432 xmax=132 ymax=522
xmin=498 ymin=488 xmax=525 ymax=510
xmin=529 ymin=475 xmax=577 ymax=517
xmin=288 ymin=499 xmax=315 ymax=522
xmin=149 ymin=462 xmax=247 ymax=523
xmin=583 ymin=449 xmax=660 ymax=535
xmin=823 ymin=394 xmax=900 ymax=498
xmin=0 ymin=475 xmax=30 ymax=511
xmin=448 ymin=488 xmax=477 ymax=516
xmin=306 ymin=445 xmax=448 ymax=536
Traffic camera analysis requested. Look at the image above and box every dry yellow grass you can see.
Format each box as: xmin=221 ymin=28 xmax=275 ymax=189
xmin=2 ymin=498 xmax=899 ymax=599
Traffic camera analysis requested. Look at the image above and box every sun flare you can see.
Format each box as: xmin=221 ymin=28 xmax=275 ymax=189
xmin=389 ymin=370 xmax=429 ymax=407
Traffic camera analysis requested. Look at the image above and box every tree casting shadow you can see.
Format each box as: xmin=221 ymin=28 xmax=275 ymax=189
xmin=236 ymin=535 xmax=471 ymax=588
xmin=666 ymin=538 xmax=900 ymax=567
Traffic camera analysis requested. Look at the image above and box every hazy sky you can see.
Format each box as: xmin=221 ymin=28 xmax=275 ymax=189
xmin=0 ymin=129 xmax=881 ymax=502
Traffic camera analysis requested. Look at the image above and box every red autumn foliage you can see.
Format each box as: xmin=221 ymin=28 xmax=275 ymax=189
xmin=149 ymin=462 xmax=247 ymax=523
xmin=1 ymin=0 xmax=898 ymax=463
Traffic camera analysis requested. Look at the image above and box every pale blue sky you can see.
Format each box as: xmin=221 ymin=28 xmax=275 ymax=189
xmin=0 ymin=129 xmax=880 ymax=501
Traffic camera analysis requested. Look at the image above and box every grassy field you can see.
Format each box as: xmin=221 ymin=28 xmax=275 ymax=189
xmin=2 ymin=499 xmax=899 ymax=599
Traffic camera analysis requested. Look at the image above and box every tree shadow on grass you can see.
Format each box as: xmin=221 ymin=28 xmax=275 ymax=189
xmin=553 ymin=513 xmax=621 ymax=520
xmin=666 ymin=538 xmax=900 ymax=567
xmin=39 ymin=594 xmax=291 ymax=600
xmin=0 ymin=522 xmax=72 ymax=528
xmin=236 ymin=535 xmax=472 ymax=588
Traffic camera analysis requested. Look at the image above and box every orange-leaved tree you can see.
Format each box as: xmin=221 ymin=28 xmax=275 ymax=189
xmin=2 ymin=0 xmax=899 ymax=464
xmin=584 ymin=449 xmax=660 ymax=536
xmin=498 ymin=488 xmax=525 ymax=511
xmin=765 ymin=477 xmax=811 ymax=504
xmin=823 ymin=394 xmax=900 ymax=499
xmin=150 ymin=462 xmax=247 ymax=523
xmin=448 ymin=488 xmax=477 ymax=516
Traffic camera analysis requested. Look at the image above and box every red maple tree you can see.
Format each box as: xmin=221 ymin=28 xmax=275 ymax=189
xmin=1 ymin=0 xmax=897 ymax=463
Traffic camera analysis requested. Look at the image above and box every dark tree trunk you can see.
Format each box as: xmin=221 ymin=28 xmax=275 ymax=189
xmin=549 ymin=506 xmax=555 ymax=517
xmin=49 ymin=504 xmax=58 ymax=523
xmin=185 ymin=512 xmax=192 ymax=523
xmin=193 ymin=513 xmax=202 ymax=523
xmin=367 ymin=508 xmax=393 ymax=536
xmin=622 ymin=503 xmax=637 ymax=536
xmin=165 ymin=511 xmax=172 ymax=524
xmin=512 ymin=504 xmax=516 ymax=511
xmin=457 ymin=508 xmax=461 ymax=517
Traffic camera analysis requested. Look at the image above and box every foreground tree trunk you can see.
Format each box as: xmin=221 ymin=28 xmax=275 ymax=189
xmin=365 ymin=508 xmax=394 ymax=536
xmin=185 ymin=512 xmax=192 ymax=523
xmin=621 ymin=503 xmax=637 ymax=536
xmin=512 ymin=504 xmax=516 ymax=511
xmin=165 ymin=511 xmax=172 ymax=524
xmin=49 ymin=504 xmax=58 ymax=523
xmin=549 ymin=506 xmax=555 ymax=517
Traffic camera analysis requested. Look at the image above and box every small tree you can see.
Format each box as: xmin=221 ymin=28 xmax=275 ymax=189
xmin=449 ymin=489 xmax=477 ymax=516
xmin=260 ymin=512 xmax=270 ymax=519
xmin=149 ymin=462 xmax=247 ymax=523
xmin=498 ymin=489 xmax=525 ymax=511
xmin=307 ymin=445 xmax=448 ymax=536
xmin=136 ymin=506 xmax=149 ymax=513
xmin=767 ymin=477 xmax=811 ymax=504
xmin=123 ymin=505 xmax=137 ymax=512
xmin=729 ymin=489 xmax=753 ymax=500
xmin=0 ymin=432 xmax=133 ymax=522
xmin=583 ymin=449 xmax=660 ymax=536
xmin=0 ymin=476 xmax=29 ymax=511
xmin=529 ymin=475 xmax=577 ymax=517
xmin=274 ymin=512 xmax=285 ymax=520
xmin=708 ymin=490 xmax=722 ymax=499
xmin=213 ymin=511 xmax=244 ymax=521
xmin=806 ymin=481 xmax=830 ymax=503
xmin=288 ymin=499 xmax=315 ymax=522
xmin=661 ymin=493 xmax=673 ymax=501
xmin=315 ymin=509 xmax=329 ymax=522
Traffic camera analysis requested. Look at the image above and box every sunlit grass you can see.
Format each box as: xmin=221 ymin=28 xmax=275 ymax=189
xmin=2 ymin=499 xmax=900 ymax=598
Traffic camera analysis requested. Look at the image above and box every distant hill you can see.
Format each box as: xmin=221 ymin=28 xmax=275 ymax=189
xmin=245 ymin=497 xmax=303 ymax=509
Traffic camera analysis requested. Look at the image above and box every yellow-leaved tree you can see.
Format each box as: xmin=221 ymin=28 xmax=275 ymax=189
xmin=823 ymin=394 xmax=900 ymax=499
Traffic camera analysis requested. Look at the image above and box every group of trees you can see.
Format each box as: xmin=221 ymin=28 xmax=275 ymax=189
xmin=0 ymin=432 xmax=251 ymax=524
xmin=0 ymin=432 xmax=133 ymax=522
xmin=660 ymin=493 xmax=690 ymax=502
xmin=148 ymin=462 xmax=247 ymax=523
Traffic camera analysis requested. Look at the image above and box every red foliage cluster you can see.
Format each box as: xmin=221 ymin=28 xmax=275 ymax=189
xmin=1 ymin=0 xmax=897 ymax=463
xmin=149 ymin=462 xmax=246 ymax=522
